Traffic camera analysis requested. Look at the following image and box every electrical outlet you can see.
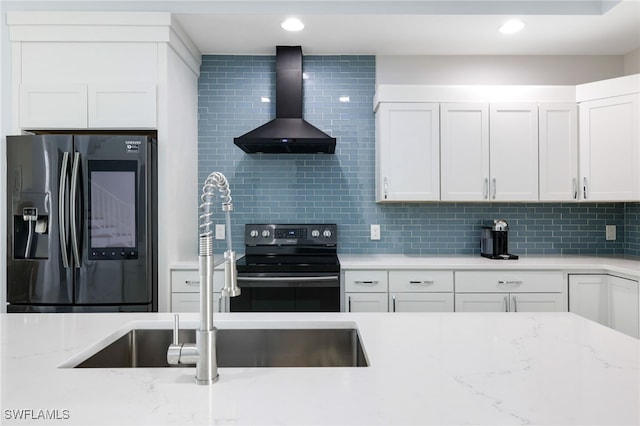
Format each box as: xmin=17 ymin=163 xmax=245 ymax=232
xmin=370 ymin=224 xmax=381 ymax=240
xmin=605 ymin=225 xmax=616 ymax=241
xmin=215 ymin=224 xmax=226 ymax=240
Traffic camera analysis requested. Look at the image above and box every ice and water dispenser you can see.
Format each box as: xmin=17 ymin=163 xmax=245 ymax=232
xmin=13 ymin=193 xmax=49 ymax=259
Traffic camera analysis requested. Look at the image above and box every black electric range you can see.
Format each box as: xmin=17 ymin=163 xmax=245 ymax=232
xmin=233 ymin=224 xmax=340 ymax=312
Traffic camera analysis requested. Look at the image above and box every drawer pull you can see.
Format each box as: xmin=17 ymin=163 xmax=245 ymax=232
xmin=354 ymin=280 xmax=378 ymax=285
xmin=498 ymin=280 xmax=523 ymax=285
xmin=409 ymin=280 xmax=434 ymax=285
xmin=184 ymin=280 xmax=200 ymax=285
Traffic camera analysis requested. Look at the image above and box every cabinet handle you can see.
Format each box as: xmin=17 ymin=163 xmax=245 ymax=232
xmin=384 ymin=177 xmax=389 ymax=200
xmin=504 ymin=295 xmax=509 ymax=312
xmin=409 ymin=280 xmax=435 ymax=285
xmin=184 ymin=280 xmax=200 ymax=286
xmin=483 ymin=178 xmax=489 ymax=199
xmin=512 ymin=296 xmax=518 ymax=312
xmin=498 ymin=280 xmax=523 ymax=285
xmin=354 ymin=280 xmax=378 ymax=285
xmin=572 ymin=178 xmax=578 ymax=200
xmin=348 ymin=296 xmax=352 ymax=312
xmin=492 ymin=177 xmax=497 ymax=200
xmin=218 ymin=297 xmax=222 ymax=312
xmin=392 ymin=295 xmax=396 ymax=312
xmin=583 ymin=177 xmax=588 ymax=200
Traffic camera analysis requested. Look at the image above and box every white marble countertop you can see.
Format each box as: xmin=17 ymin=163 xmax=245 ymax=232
xmin=1 ymin=311 xmax=638 ymax=425
xmin=339 ymin=254 xmax=640 ymax=278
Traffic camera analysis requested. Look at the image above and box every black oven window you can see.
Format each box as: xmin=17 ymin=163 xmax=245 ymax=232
xmin=88 ymin=161 xmax=137 ymax=250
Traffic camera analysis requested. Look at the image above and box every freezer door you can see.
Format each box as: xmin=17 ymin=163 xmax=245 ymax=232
xmin=6 ymin=135 xmax=75 ymax=305
xmin=73 ymin=135 xmax=155 ymax=306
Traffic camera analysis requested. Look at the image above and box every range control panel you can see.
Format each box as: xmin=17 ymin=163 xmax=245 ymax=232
xmin=244 ymin=224 xmax=337 ymax=246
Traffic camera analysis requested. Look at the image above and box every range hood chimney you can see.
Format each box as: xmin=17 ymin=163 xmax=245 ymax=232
xmin=233 ymin=46 xmax=336 ymax=154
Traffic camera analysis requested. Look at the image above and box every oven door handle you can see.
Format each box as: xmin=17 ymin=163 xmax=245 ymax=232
xmin=238 ymin=276 xmax=339 ymax=282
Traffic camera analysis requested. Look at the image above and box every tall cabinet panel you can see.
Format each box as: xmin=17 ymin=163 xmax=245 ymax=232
xmin=440 ymin=103 xmax=490 ymax=201
xmin=489 ymin=103 xmax=539 ymax=201
xmin=579 ymin=94 xmax=639 ymax=201
xmin=539 ymin=103 xmax=579 ymax=201
xmin=376 ymin=103 xmax=440 ymax=202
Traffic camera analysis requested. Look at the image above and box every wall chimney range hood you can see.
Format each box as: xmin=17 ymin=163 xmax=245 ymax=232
xmin=233 ymin=46 xmax=336 ymax=154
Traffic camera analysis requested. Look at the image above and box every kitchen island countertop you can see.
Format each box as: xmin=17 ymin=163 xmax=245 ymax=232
xmin=1 ymin=311 xmax=638 ymax=425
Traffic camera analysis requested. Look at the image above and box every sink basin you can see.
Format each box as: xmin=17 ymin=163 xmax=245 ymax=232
xmin=73 ymin=328 xmax=368 ymax=368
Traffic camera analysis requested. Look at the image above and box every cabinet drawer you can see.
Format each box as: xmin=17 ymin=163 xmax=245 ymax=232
xmin=455 ymin=270 xmax=565 ymax=293
xmin=344 ymin=270 xmax=388 ymax=292
xmin=389 ymin=270 xmax=453 ymax=292
xmin=171 ymin=269 xmax=224 ymax=293
xmin=171 ymin=292 xmax=223 ymax=313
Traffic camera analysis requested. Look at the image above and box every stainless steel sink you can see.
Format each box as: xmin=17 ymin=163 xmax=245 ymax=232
xmin=74 ymin=328 xmax=368 ymax=368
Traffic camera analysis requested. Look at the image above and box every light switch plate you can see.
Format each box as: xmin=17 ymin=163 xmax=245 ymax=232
xmin=215 ymin=224 xmax=226 ymax=240
xmin=371 ymin=224 xmax=381 ymax=240
xmin=605 ymin=225 xmax=616 ymax=241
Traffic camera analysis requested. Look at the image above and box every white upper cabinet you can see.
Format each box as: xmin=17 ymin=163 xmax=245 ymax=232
xmin=578 ymin=93 xmax=639 ymax=201
xmin=442 ymin=102 xmax=540 ymax=202
xmin=375 ymin=103 xmax=440 ymax=202
xmin=13 ymin=36 xmax=160 ymax=130
xmin=538 ymin=103 xmax=579 ymax=201
xmin=19 ymin=84 xmax=88 ymax=129
xmin=489 ymin=103 xmax=539 ymax=201
xmin=440 ymin=103 xmax=490 ymax=201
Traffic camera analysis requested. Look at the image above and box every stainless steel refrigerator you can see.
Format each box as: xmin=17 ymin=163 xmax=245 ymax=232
xmin=6 ymin=134 xmax=157 ymax=312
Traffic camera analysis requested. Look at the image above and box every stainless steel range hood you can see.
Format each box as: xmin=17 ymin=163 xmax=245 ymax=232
xmin=233 ymin=46 xmax=336 ymax=154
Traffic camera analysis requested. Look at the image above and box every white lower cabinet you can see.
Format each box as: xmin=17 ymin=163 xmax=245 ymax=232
xmin=390 ymin=292 xmax=454 ymax=312
xmin=347 ymin=293 xmax=388 ymax=313
xmin=171 ymin=292 xmax=224 ymax=313
xmin=170 ymin=268 xmax=226 ymax=313
xmin=388 ymin=270 xmax=454 ymax=312
xmin=569 ymin=274 xmax=639 ymax=338
xmin=455 ymin=292 xmax=566 ymax=312
xmin=344 ymin=270 xmax=388 ymax=312
xmin=454 ymin=270 xmax=568 ymax=312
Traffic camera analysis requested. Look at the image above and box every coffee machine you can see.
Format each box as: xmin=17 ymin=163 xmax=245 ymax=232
xmin=481 ymin=219 xmax=519 ymax=259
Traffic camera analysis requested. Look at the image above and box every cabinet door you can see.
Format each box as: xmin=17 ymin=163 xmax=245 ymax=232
xmin=489 ymin=103 xmax=539 ymax=201
xmin=511 ymin=293 xmax=567 ymax=312
xmin=376 ymin=103 xmax=440 ymax=201
xmin=539 ymin=103 xmax=579 ymax=201
xmin=608 ymin=276 xmax=639 ymax=338
xmin=20 ymin=84 xmax=87 ymax=129
xmin=88 ymin=83 xmax=157 ymax=128
xmin=454 ymin=293 xmax=509 ymax=312
xmin=579 ymin=94 xmax=639 ymax=201
xmin=390 ymin=292 xmax=453 ymax=312
xmin=440 ymin=103 xmax=490 ymax=201
xmin=569 ymin=274 xmax=609 ymax=325
xmin=346 ymin=293 xmax=388 ymax=312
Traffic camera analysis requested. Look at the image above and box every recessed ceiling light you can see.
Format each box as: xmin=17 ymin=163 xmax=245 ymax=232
xmin=281 ymin=18 xmax=304 ymax=32
xmin=498 ymin=19 xmax=525 ymax=34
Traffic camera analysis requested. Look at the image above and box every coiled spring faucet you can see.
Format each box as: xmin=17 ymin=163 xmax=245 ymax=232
xmin=167 ymin=172 xmax=241 ymax=384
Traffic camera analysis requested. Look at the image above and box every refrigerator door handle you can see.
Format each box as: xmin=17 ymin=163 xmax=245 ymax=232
xmin=70 ymin=152 xmax=81 ymax=268
xmin=58 ymin=152 xmax=70 ymax=268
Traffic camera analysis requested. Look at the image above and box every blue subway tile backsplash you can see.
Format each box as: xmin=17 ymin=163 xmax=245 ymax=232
xmin=198 ymin=54 xmax=637 ymax=257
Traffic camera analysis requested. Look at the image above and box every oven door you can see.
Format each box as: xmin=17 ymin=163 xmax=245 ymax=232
xmin=232 ymin=273 xmax=340 ymax=312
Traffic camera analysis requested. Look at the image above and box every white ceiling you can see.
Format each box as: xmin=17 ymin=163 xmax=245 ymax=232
xmin=175 ymin=0 xmax=640 ymax=56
